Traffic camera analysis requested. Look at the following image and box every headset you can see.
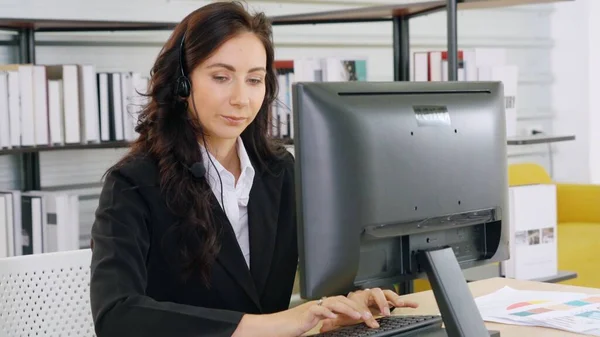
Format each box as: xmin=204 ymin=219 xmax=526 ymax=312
xmin=177 ymin=30 xmax=225 ymax=214
xmin=176 ymin=31 xmax=192 ymax=98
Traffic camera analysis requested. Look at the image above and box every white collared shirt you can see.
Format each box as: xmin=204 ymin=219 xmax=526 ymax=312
xmin=200 ymin=137 xmax=255 ymax=268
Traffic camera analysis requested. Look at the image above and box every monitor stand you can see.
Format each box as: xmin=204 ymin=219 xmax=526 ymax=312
xmin=416 ymin=247 xmax=500 ymax=337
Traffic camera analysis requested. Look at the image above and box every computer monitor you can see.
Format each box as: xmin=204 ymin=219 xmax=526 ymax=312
xmin=292 ymin=81 xmax=509 ymax=336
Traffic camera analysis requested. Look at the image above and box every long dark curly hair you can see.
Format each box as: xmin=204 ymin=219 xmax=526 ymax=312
xmin=112 ymin=1 xmax=288 ymax=285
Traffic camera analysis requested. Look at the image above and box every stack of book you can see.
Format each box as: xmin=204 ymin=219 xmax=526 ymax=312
xmin=0 ymin=186 xmax=101 ymax=257
xmin=270 ymin=57 xmax=368 ymax=142
xmin=0 ymin=64 xmax=149 ymax=149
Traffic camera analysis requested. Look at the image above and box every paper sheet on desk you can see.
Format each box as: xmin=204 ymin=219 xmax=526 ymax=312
xmin=475 ymin=286 xmax=600 ymax=336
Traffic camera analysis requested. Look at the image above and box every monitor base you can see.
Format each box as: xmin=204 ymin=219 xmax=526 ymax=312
xmin=417 ymin=246 xmax=493 ymax=337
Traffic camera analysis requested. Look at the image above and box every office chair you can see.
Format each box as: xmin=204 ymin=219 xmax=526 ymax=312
xmin=0 ymin=249 xmax=95 ymax=337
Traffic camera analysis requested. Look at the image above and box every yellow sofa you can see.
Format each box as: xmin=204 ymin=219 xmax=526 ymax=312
xmin=510 ymin=163 xmax=600 ymax=288
xmin=413 ymin=163 xmax=600 ymax=292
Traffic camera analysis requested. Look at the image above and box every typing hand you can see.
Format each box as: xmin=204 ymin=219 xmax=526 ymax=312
xmin=274 ymin=294 xmax=380 ymax=337
xmin=233 ymin=294 xmax=388 ymax=337
xmin=319 ymin=288 xmax=419 ymax=333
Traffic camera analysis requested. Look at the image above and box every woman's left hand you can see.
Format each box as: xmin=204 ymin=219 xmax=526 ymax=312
xmin=318 ymin=287 xmax=419 ymax=333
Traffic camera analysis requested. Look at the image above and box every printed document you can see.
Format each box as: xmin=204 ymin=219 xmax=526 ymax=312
xmin=475 ymin=286 xmax=600 ymax=336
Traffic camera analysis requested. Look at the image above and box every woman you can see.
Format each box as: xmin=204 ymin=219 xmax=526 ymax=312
xmin=89 ymin=2 xmax=417 ymax=336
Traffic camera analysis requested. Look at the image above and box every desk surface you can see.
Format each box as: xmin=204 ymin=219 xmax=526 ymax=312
xmin=308 ymin=277 xmax=599 ymax=336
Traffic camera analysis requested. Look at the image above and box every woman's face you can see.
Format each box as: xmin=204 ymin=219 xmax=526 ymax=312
xmin=188 ymin=32 xmax=267 ymax=141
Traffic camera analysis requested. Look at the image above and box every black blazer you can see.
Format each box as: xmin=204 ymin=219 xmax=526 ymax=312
xmin=89 ymin=148 xmax=298 ymax=337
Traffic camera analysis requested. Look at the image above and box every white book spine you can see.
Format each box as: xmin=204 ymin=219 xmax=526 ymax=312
xmin=0 ymin=72 xmax=10 ymax=148
xmin=97 ymin=73 xmax=110 ymax=142
xmin=32 ymin=65 xmax=49 ymax=146
xmin=19 ymin=65 xmax=35 ymax=146
xmin=0 ymin=195 xmax=7 ymax=258
xmin=48 ymin=80 xmax=64 ymax=145
xmin=80 ymin=65 xmax=100 ymax=143
xmin=428 ymin=51 xmax=443 ymax=82
xmin=8 ymin=71 xmax=21 ymax=146
xmin=55 ymin=195 xmax=71 ymax=251
xmin=31 ymin=197 xmax=43 ymax=255
xmin=111 ymin=73 xmax=124 ymax=141
xmin=42 ymin=195 xmax=57 ymax=253
xmin=0 ymin=193 xmax=14 ymax=256
xmin=413 ymin=52 xmax=428 ymax=82
xmin=63 ymin=65 xmax=81 ymax=144
xmin=7 ymin=71 xmax=20 ymax=147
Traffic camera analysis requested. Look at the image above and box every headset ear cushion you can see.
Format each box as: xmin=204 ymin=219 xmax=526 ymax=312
xmin=176 ymin=76 xmax=191 ymax=98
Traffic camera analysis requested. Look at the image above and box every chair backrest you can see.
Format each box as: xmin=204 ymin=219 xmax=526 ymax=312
xmin=508 ymin=163 xmax=553 ymax=186
xmin=0 ymin=249 xmax=95 ymax=337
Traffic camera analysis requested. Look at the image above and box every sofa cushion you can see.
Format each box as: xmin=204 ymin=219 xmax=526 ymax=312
xmin=558 ymin=222 xmax=600 ymax=288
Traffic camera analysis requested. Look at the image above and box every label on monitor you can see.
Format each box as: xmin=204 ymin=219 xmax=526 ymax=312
xmin=413 ymin=105 xmax=451 ymax=127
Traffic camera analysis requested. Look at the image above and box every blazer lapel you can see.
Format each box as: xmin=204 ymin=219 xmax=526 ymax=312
xmin=248 ymin=168 xmax=283 ymax=296
xmin=212 ymin=196 xmax=263 ymax=312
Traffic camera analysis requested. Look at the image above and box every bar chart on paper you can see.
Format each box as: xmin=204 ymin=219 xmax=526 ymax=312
xmin=475 ymin=286 xmax=600 ymax=335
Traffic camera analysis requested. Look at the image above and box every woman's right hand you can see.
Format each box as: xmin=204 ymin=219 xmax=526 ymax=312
xmin=271 ymin=295 xmax=377 ymax=337
xmin=233 ymin=295 xmax=376 ymax=337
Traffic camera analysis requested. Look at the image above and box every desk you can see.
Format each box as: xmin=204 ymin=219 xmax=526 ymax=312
xmin=462 ymin=263 xmax=578 ymax=284
xmin=308 ymin=277 xmax=600 ymax=336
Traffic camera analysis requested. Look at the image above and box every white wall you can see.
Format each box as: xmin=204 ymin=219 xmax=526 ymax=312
xmin=551 ymin=0 xmax=599 ymax=184
xmin=550 ymin=0 xmax=589 ymax=183
xmin=588 ymin=0 xmax=600 ymax=184
xmin=0 ymin=0 xmax=558 ymax=190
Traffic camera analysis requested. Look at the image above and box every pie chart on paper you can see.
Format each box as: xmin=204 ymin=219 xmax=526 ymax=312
xmin=507 ymin=300 xmax=549 ymax=310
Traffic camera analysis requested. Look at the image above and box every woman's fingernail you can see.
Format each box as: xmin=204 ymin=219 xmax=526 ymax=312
xmin=385 ymin=307 xmax=391 ymax=316
xmin=363 ymin=312 xmax=372 ymax=319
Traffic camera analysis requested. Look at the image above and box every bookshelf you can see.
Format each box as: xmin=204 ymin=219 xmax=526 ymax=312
xmin=0 ymin=20 xmax=177 ymax=191
xmin=270 ymin=0 xmax=574 ymax=81
xmin=0 ymin=0 xmax=573 ymax=190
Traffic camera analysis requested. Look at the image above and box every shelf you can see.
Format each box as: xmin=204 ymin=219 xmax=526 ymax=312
xmin=0 ymin=139 xmax=294 ymax=155
xmin=507 ymin=135 xmax=576 ymax=146
xmin=0 ymin=134 xmax=568 ymax=153
xmin=531 ymin=271 xmax=578 ymax=284
xmin=0 ymin=18 xmax=176 ymax=32
xmin=0 ymin=141 xmax=131 ymax=155
xmin=269 ymin=0 xmax=572 ymax=25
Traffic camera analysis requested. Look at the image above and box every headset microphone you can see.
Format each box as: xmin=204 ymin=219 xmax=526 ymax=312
xmin=189 ymin=162 xmax=206 ymax=178
xmin=183 ymin=162 xmax=205 ymax=179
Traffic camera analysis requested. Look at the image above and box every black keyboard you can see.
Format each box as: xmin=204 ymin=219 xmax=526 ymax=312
xmin=312 ymin=315 xmax=443 ymax=337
